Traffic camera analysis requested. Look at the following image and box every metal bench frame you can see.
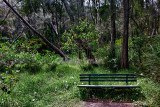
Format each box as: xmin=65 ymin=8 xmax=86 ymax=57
xmin=78 ymin=74 xmax=140 ymax=88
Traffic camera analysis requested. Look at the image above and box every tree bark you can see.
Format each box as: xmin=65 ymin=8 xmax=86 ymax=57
xmin=77 ymin=39 xmax=98 ymax=67
xmin=146 ymin=0 xmax=150 ymax=38
xmin=121 ymin=0 xmax=129 ymax=69
xmin=61 ymin=0 xmax=74 ymax=22
xmin=3 ymin=0 xmax=68 ymax=60
xmin=110 ymin=0 xmax=116 ymax=58
xmin=88 ymin=0 xmax=94 ymax=22
xmin=140 ymin=0 xmax=144 ymax=8
xmin=77 ymin=0 xmax=84 ymax=18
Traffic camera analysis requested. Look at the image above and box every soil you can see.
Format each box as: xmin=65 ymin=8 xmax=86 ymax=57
xmin=83 ymin=98 xmax=135 ymax=107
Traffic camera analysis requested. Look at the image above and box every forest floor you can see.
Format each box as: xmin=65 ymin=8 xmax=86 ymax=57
xmin=77 ymin=99 xmax=134 ymax=107
xmin=84 ymin=102 xmax=133 ymax=107
xmin=86 ymin=100 xmax=133 ymax=107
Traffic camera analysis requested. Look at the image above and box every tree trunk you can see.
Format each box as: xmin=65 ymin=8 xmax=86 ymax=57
xmin=88 ymin=0 xmax=94 ymax=22
xmin=140 ymin=0 xmax=144 ymax=8
xmin=146 ymin=0 xmax=150 ymax=38
xmin=78 ymin=44 xmax=82 ymax=60
xmin=151 ymin=1 xmax=158 ymax=37
xmin=77 ymin=39 xmax=98 ymax=67
xmin=61 ymin=0 xmax=74 ymax=22
xmin=77 ymin=0 xmax=84 ymax=18
xmin=110 ymin=0 xmax=116 ymax=58
xmin=121 ymin=0 xmax=129 ymax=69
xmin=96 ymin=0 xmax=100 ymax=25
xmin=3 ymin=0 xmax=68 ymax=60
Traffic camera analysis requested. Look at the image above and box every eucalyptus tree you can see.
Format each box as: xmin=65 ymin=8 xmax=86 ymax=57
xmin=121 ymin=0 xmax=129 ymax=69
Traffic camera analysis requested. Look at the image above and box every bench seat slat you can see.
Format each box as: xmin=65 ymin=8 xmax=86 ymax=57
xmin=80 ymin=77 xmax=136 ymax=79
xmin=78 ymin=85 xmax=140 ymax=88
xmin=80 ymin=74 xmax=136 ymax=76
xmin=80 ymin=80 xmax=137 ymax=82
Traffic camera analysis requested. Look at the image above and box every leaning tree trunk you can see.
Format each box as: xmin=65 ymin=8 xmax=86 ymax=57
xmin=121 ymin=0 xmax=129 ymax=69
xmin=3 ymin=0 xmax=68 ymax=60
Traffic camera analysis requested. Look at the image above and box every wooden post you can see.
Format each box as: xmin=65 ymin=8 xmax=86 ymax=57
xmin=89 ymin=75 xmax=91 ymax=85
xmin=126 ymin=74 xmax=128 ymax=85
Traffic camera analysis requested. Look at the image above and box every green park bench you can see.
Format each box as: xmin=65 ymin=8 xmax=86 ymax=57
xmin=77 ymin=74 xmax=140 ymax=88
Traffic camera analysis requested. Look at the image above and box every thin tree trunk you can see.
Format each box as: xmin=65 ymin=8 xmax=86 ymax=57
xmin=61 ymin=0 xmax=74 ymax=22
xmin=146 ymin=0 xmax=150 ymax=38
xmin=151 ymin=18 xmax=158 ymax=37
xmin=3 ymin=0 xmax=68 ymax=60
xmin=89 ymin=0 xmax=94 ymax=22
xmin=77 ymin=39 xmax=98 ymax=67
xmin=110 ymin=0 xmax=116 ymax=58
xmin=77 ymin=0 xmax=84 ymax=18
xmin=121 ymin=0 xmax=129 ymax=69
xmin=78 ymin=44 xmax=82 ymax=60
xmin=96 ymin=0 xmax=100 ymax=25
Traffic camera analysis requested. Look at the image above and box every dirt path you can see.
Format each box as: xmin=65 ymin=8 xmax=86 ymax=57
xmin=84 ymin=102 xmax=134 ymax=107
xmin=83 ymin=99 xmax=134 ymax=107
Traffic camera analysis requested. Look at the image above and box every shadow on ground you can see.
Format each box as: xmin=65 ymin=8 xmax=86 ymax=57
xmin=79 ymin=88 xmax=145 ymax=102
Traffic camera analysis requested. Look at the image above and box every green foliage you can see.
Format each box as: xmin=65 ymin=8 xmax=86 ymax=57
xmin=140 ymin=37 xmax=160 ymax=82
xmin=103 ymin=46 xmax=121 ymax=71
xmin=129 ymin=36 xmax=160 ymax=83
xmin=0 ymin=42 xmax=57 ymax=74
xmin=133 ymin=0 xmax=145 ymax=18
xmin=62 ymin=19 xmax=99 ymax=53
xmin=105 ymin=54 xmax=121 ymax=71
xmin=0 ymin=19 xmax=8 ymax=25
xmin=80 ymin=64 xmax=94 ymax=71
xmin=99 ymin=5 xmax=110 ymax=21
xmin=0 ymin=43 xmax=20 ymax=73
xmin=22 ymin=38 xmax=48 ymax=53
xmin=0 ymin=70 xmax=20 ymax=106
xmin=130 ymin=35 xmax=146 ymax=63
xmin=21 ymin=0 xmax=64 ymax=18
xmin=21 ymin=0 xmax=42 ymax=15
xmin=138 ymin=78 xmax=160 ymax=106
xmin=0 ymin=8 xmax=2 ymax=14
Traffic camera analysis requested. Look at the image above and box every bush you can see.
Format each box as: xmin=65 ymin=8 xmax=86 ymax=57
xmin=104 ymin=46 xmax=121 ymax=71
xmin=80 ymin=64 xmax=94 ymax=71
xmin=131 ymin=36 xmax=160 ymax=83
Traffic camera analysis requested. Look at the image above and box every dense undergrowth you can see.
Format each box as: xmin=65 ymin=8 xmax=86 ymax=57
xmin=0 ymin=36 xmax=160 ymax=106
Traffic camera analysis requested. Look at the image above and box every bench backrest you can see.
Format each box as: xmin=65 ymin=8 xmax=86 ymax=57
xmin=80 ymin=74 xmax=137 ymax=85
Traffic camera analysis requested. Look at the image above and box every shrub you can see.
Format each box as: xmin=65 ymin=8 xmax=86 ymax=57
xmin=104 ymin=46 xmax=121 ymax=71
xmin=133 ymin=36 xmax=160 ymax=83
xmin=80 ymin=64 xmax=94 ymax=71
